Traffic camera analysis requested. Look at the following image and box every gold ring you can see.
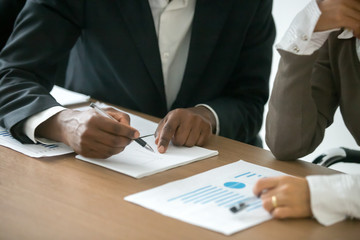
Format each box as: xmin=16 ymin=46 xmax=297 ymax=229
xmin=271 ymin=195 xmax=277 ymax=208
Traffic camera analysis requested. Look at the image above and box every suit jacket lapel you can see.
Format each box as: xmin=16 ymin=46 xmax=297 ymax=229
xmin=117 ymin=0 xmax=166 ymax=102
xmin=173 ymin=0 xmax=234 ymax=108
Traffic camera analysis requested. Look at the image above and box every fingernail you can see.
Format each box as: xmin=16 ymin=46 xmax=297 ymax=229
xmin=158 ymin=145 xmax=165 ymax=153
xmin=134 ymin=131 xmax=140 ymax=139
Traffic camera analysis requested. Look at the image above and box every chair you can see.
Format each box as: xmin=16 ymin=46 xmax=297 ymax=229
xmin=312 ymin=147 xmax=360 ymax=167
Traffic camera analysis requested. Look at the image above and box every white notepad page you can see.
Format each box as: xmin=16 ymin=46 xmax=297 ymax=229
xmin=76 ymin=103 xmax=219 ymax=178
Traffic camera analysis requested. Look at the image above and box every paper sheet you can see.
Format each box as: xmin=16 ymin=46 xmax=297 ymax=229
xmin=50 ymin=85 xmax=90 ymax=106
xmin=76 ymin=137 xmax=218 ymax=178
xmin=76 ymin=103 xmax=218 ymax=178
xmin=0 ymin=127 xmax=74 ymax=158
xmin=125 ymin=160 xmax=286 ymax=235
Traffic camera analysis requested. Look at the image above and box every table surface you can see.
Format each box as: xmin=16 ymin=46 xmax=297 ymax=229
xmin=1 ymin=110 xmax=359 ymax=240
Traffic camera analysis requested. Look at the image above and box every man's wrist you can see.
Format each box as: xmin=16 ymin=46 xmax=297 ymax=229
xmin=35 ymin=109 xmax=72 ymax=144
xmin=194 ymin=104 xmax=219 ymax=135
xmin=24 ymin=106 xmax=66 ymax=143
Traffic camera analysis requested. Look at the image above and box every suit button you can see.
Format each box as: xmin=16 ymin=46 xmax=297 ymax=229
xmin=162 ymin=52 xmax=170 ymax=59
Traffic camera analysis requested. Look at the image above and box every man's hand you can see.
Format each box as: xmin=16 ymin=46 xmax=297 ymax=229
xmin=316 ymin=0 xmax=360 ymax=37
xmin=36 ymin=108 xmax=140 ymax=159
xmin=155 ymin=106 xmax=215 ymax=153
xmin=253 ymin=176 xmax=312 ymax=219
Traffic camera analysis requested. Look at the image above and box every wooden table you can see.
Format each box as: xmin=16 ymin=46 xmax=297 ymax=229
xmin=1 ymin=111 xmax=359 ymax=240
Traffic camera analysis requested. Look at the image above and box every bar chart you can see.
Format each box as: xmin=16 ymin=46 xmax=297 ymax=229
xmin=167 ymin=170 xmax=265 ymax=212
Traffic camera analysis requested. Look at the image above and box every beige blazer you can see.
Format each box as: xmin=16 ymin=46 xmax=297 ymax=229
xmin=266 ymin=31 xmax=360 ymax=160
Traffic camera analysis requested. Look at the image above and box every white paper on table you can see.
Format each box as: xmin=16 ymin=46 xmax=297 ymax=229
xmin=50 ymin=85 xmax=90 ymax=106
xmin=76 ymin=103 xmax=218 ymax=178
xmin=125 ymin=160 xmax=287 ymax=235
xmin=76 ymin=138 xmax=218 ymax=178
xmin=0 ymin=127 xmax=74 ymax=158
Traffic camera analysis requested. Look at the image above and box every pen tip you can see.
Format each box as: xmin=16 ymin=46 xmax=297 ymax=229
xmin=146 ymin=145 xmax=155 ymax=153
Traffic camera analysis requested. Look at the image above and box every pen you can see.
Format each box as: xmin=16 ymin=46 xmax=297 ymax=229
xmin=229 ymin=196 xmax=260 ymax=213
xmin=90 ymin=102 xmax=155 ymax=153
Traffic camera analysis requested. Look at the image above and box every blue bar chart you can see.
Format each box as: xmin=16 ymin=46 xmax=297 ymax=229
xmin=167 ymin=170 xmax=264 ymax=212
xmin=0 ymin=127 xmax=73 ymax=157
xmin=0 ymin=130 xmax=12 ymax=138
xmin=1 ymin=129 xmax=60 ymax=149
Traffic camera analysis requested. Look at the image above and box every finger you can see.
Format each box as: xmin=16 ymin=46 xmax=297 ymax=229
xmin=317 ymin=0 xmax=360 ymax=31
xmin=183 ymin=118 xmax=207 ymax=147
xmin=184 ymin=128 xmax=199 ymax=147
xmin=342 ymin=8 xmax=360 ymax=26
xmin=260 ymin=191 xmax=279 ymax=213
xmin=82 ymin=145 xmax=125 ymax=159
xmin=343 ymin=17 xmax=360 ymax=36
xmin=155 ymin=119 xmax=165 ymax=145
xmin=157 ymin=118 xmax=179 ymax=153
xmin=74 ymin=137 xmax=126 ymax=159
xmin=74 ymin=121 xmax=133 ymax=157
xmin=196 ymin=124 xmax=212 ymax=146
xmin=196 ymin=130 xmax=206 ymax=146
xmin=93 ymin=131 xmax=133 ymax=148
xmin=92 ymin=115 xmax=139 ymax=139
xmin=345 ymin=0 xmax=360 ymax=12
xmin=81 ymin=118 xmax=134 ymax=146
xmin=172 ymin=122 xmax=191 ymax=146
xmin=107 ymin=108 xmax=131 ymax=125
xmin=253 ymin=177 xmax=280 ymax=196
xmin=272 ymin=206 xmax=294 ymax=219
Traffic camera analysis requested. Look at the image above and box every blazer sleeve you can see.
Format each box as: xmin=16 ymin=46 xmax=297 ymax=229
xmin=0 ymin=0 xmax=83 ymax=142
xmin=205 ymin=0 xmax=275 ymax=146
xmin=0 ymin=0 xmax=26 ymax=50
xmin=266 ymin=39 xmax=338 ymax=160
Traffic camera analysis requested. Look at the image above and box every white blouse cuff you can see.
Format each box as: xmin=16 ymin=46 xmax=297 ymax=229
xmin=276 ymin=0 xmax=337 ymax=55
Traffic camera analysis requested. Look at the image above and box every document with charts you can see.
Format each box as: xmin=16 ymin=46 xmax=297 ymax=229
xmin=76 ymin=103 xmax=219 ymax=178
xmin=0 ymin=127 xmax=74 ymax=158
xmin=125 ymin=160 xmax=286 ymax=235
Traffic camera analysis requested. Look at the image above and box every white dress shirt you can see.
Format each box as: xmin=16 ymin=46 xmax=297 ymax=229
xmin=24 ymin=0 xmax=220 ymax=143
xmin=306 ymin=174 xmax=360 ymax=226
xmin=277 ymin=0 xmax=360 ymax=226
xmin=277 ymin=0 xmax=360 ymax=59
xmin=149 ymin=0 xmax=194 ymax=109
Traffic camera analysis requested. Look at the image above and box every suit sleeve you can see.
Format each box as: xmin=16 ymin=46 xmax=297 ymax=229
xmin=0 ymin=0 xmax=83 ymax=142
xmin=266 ymin=39 xmax=338 ymax=160
xmin=0 ymin=0 xmax=26 ymax=50
xmin=206 ymin=0 xmax=275 ymax=146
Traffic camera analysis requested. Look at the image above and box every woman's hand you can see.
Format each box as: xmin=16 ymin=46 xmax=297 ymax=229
xmin=315 ymin=0 xmax=360 ymax=38
xmin=253 ymin=176 xmax=312 ymax=219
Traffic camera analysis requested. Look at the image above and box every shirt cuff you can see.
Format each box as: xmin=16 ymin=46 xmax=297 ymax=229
xmin=195 ymin=104 xmax=220 ymax=136
xmin=306 ymin=174 xmax=357 ymax=226
xmin=23 ymin=106 xmax=66 ymax=143
xmin=276 ymin=0 xmax=337 ymax=55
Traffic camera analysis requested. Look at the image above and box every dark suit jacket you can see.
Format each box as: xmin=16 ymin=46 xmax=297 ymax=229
xmin=0 ymin=0 xmax=25 ymax=50
xmin=0 ymin=0 xmax=275 ymax=146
